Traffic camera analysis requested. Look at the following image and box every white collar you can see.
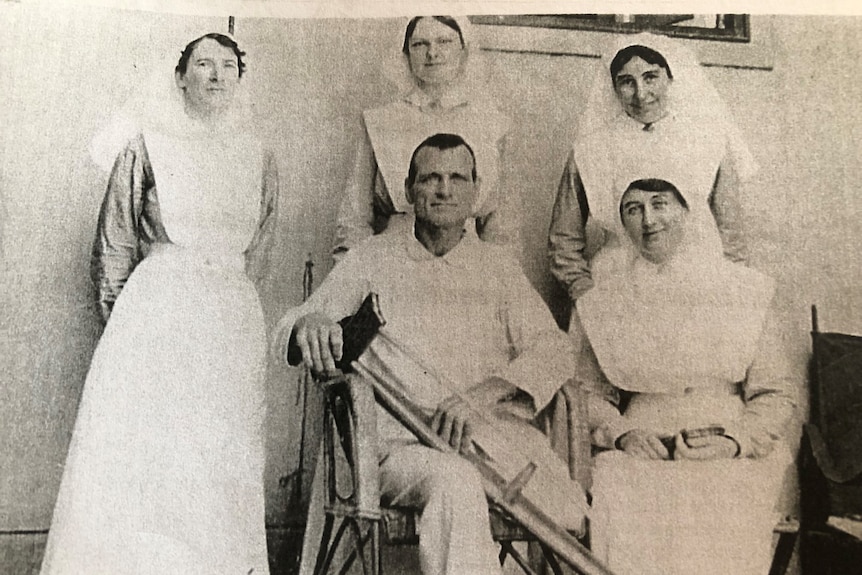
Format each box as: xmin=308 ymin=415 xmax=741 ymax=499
xmin=403 ymin=84 xmax=471 ymax=113
xmin=403 ymin=221 xmax=479 ymax=268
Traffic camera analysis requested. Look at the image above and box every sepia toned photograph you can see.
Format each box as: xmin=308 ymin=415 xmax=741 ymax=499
xmin=1 ymin=1 xmax=860 ymax=573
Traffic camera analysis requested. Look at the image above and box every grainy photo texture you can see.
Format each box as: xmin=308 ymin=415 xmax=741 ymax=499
xmin=1 ymin=2 xmax=860 ymax=574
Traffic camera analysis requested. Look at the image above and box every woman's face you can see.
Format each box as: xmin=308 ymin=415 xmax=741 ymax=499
xmin=613 ymin=56 xmax=672 ymax=125
xmin=175 ymin=37 xmax=240 ymax=117
xmin=620 ymin=188 xmax=687 ymax=264
xmin=406 ymin=18 xmax=466 ymax=89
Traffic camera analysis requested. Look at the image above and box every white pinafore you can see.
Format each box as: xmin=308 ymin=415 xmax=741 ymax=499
xmin=40 ymin=127 xmax=270 ymax=575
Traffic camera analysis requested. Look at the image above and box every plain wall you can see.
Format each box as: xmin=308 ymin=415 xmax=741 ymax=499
xmin=1 ymin=5 xmax=860 ymax=570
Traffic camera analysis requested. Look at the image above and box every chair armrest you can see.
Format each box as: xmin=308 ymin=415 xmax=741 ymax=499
xmin=539 ymin=379 xmax=593 ymax=491
xmin=323 ymin=374 xmax=381 ymax=519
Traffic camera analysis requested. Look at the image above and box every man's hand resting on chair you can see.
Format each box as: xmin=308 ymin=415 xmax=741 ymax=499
xmin=432 ymin=376 xmax=518 ymax=454
xmin=292 ymin=312 xmax=343 ymax=375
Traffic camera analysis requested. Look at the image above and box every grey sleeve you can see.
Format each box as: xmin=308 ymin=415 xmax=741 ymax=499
xmin=90 ymin=136 xmax=151 ymax=323
xmin=548 ymin=151 xmax=593 ymax=301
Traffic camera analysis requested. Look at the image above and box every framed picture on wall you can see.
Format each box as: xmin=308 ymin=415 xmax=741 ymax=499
xmin=470 ymin=14 xmax=751 ymax=43
xmin=470 ymin=13 xmax=774 ymax=70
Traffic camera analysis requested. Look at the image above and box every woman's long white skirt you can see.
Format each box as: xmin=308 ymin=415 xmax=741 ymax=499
xmin=590 ymin=391 xmax=791 ymax=575
xmin=40 ymin=250 xmax=269 ymax=575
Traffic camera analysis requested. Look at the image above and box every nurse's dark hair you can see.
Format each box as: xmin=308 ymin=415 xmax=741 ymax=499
xmin=406 ymin=133 xmax=477 ymax=186
xmin=402 ymin=16 xmax=465 ymax=54
xmin=621 ymin=178 xmax=688 ymax=217
xmin=610 ymin=44 xmax=673 ymax=83
xmin=176 ymin=33 xmax=246 ymax=78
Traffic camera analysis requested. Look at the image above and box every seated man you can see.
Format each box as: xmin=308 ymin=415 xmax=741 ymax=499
xmin=574 ymin=178 xmax=797 ymax=575
xmin=275 ymin=133 xmax=585 ymax=575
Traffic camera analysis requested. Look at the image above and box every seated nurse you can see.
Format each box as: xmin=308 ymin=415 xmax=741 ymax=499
xmin=572 ymin=177 xmax=797 ymax=575
xmin=333 ymin=16 xmax=514 ymax=259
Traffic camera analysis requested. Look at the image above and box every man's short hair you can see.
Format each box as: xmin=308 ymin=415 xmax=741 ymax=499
xmin=406 ymin=133 xmax=477 ymax=187
xmin=620 ymin=178 xmax=689 ymax=218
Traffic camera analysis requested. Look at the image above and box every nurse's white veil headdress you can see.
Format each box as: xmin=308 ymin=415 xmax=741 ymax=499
xmin=579 ymin=175 xmax=774 ymax=396
xmin=576 ymin=32 xmax=757 ymax=178
xmin=90 ymin=28 xmax=251 ymax=172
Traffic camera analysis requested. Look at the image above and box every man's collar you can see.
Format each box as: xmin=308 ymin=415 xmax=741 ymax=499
xmin=403 ymin=219 xmax=480 ymax=268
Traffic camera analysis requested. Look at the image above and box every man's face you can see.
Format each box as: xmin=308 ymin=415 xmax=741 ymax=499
xmin=406 ymin=145 xmax=477 ymax=229
xmin=620 ymin=187 xmax=687 ymax=264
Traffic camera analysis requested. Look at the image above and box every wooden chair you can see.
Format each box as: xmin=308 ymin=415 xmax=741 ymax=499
xmin=798 ymin=305 xmax=862 ymax=574
xmin=300 ymin=373 xmax=610 ymax=575
xmin=286 ymin=262 xmax=601 ymax=575
xmin=769 ymin=517 xmax=799 ymax=575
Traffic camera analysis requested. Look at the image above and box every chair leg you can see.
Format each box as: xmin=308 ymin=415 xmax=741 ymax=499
xmin=768 ymin=531 xmax=798 ymax=575
xmin=539 ymin=542 xmax=565 ymax=575
xmin=498 ymin=541 xmax=543 ymax=575
xmin=306 ymin=515 xmax=380 ymax=575
xmin=334 ymin=522 xmax=361 ymax=575
xmin=315 ymin=516 xmax=349 ymax=575
xmin=342 ymin=518 xmax=379 ymax=575
xmin=499 ymin=542 xmax=509 ymax=566
xmin=371 ymin=521 xmax=381 ymax=575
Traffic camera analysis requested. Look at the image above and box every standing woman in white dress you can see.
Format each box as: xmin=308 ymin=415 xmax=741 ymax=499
xmin=40 ymin=32 xmax=278 ymax=575
xmin=549 ymin=33 xmax=758 ymax=307
xmin=333 ymin=15 xmax=515 ymax=259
